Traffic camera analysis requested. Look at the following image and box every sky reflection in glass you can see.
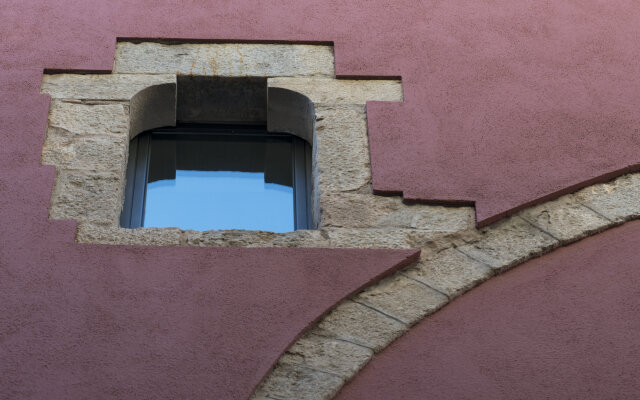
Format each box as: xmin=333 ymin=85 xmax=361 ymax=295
xmin=144 ymin=170 xmax=294 ymax=232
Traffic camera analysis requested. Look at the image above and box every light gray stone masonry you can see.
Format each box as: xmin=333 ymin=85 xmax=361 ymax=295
xmin=42 ymin=74 xmax=175 ymax=100
xmin=40 ymin=42 xmax=640 ymax=400
xmin=114 ymin=42 xmax=335 ymax=77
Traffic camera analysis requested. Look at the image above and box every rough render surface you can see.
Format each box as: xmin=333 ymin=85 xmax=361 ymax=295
xmin=3 ymin=40 xmax=429 ymax=400
xmin=3 ymin=2 xmax=640 ymax=399
xmin=335 ymin=221 xmax=640 ymax=400
xmin=4 ymin=0 xmax=639 ymax=224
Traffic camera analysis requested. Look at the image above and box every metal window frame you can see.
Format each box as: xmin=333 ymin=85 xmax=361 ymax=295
xmin=119 ymin=124 xmax=312 ymax=231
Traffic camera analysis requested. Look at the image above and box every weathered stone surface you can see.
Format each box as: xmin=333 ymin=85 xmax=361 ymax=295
xmin=41 ymin=128 xmax=127 ymax=172
xmin=253 ymin=362 xmax=343 ymax=400
xmin=575 ymin=173 xmax=640 ymax=223
xmin=185 ymin=229 xmax=276 ymax=247
xmin=76 ymin=224 xmax=183 ymax=246
xmin=41 ymin=73 xmax=175 ymax=100
xmin=378 ymin=205 xmax=476 ymax=231
xmin=316 ymin=300 xmax=407 ymax=351
xmin=518 ymin=195 xmax=614 ymax=243
xmin=114 ymin=42 xmax=335 ymax=77
xmin=280 ymin=333 xmax=373 ymax=377
xmin=403 ymin=247 xmax=493 ymax=297
xmin=354 ymin=274 xmax=448 ymax=325
xmin=47 ymin=101 xmax=129 ymax=136
xmin=321 ymin=192 xmax=476 ymax=231
xmin=267 ymin=229 xmax=331 ymax=248
xmin=324 ymin=228 xmax=443 ymax=249
xmin=456 ymin=216 xmax=558 ymax=272
xmin=185 ymin=229 xmax=331 ymax=248
xmin=268 ymin=78 xmax=403 ymax=105
xmin=49 ymin=171 xmax=122 ymax=226
xmin=247 ymin=390 xmax=273 ymax=400
xmin=315 ymin=106 xmax=371 ymax=192
xmin=320 ymin=193 xmax=401 ymax=228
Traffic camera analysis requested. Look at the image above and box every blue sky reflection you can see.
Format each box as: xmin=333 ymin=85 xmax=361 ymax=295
xmin=144 ymin=170 xmax=294 ymax=232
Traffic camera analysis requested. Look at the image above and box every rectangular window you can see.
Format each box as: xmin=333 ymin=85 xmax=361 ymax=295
xmin=120 ymin=125 xmax=311 ymax=232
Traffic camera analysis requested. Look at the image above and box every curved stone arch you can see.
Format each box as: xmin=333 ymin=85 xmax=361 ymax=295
xmin=128 ymin=80 xmax=316 ymax=143
xmin=251 ymin=172 xmax=640 ymax=399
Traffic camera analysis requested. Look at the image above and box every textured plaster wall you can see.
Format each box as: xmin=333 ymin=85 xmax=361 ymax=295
xmin=3 ymin=1 xmax=640 ymax=224
xmin=336 ymin=221 xmax=640 ymax=400
xmin=3 ymin=1 xmax=640 ymax=399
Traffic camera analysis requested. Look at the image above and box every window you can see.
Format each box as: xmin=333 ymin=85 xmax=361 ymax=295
xmin=120 ymin=124 xmax=312 ymax=232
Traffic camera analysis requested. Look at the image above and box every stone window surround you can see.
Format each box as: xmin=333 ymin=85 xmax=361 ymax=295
xmin=41 ymin=41 xmax=477 ymax=250
xmin=39 ymin=41 xmax=640 ymax=400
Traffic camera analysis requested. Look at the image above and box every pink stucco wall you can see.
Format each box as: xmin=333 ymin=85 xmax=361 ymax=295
xmin=336 ymin=220 xmax=640 ymax=400
xmin=2 ymin=1 xmax=640 ymax=399
xmin=3 ymin=1 xmax=640 ymax=224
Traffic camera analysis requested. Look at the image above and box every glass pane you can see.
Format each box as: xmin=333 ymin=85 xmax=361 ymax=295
xmin=143 ymin=132 xmax=295 ymax=232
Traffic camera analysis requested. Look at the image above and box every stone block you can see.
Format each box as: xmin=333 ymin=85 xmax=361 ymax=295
xmin=314 ymin=106 xmax=371 ymax=192
xmin=280 ymin=333 xmax=373 ymax=377
xmin=253 ymin=362 xmax=343 ymax=400
xmin=76 ymin=224 xmax=183 ymax=246
xmin=320 ymin=192 xmax=401 ymax=228
xmin=518 ymin=195 xmax=614 ymax=243
xmin=47 ymin=101 xmax=129 ymax=136
xmin=456 ymin=216 xmax=558 ymax=272
xmin=41 ymin=73 xmax=175 ymax=100
xmin=376 ymin=203 xmax=475 ymax=231
xmin=324 ymin=228 xmax=443 ymax=249
xmin=320 ymin=192 xmax=473 ymax=232
xmin=267 ymin=229 xmax=331 ymax=248
xmin=575 ymin=173 xmax=640 ymax=223
xmin=316 ymin=300 xmax=407 ymax=351
xmin=268 ymin=78 xmax=403 ymax=105
xmin=49 ymin=171 xmax=122 ymax=226
xmin=114 ymin=42 xmax=335 ymax=77
xmin=41 ymin=128 xmax=127 ymax=172
xmin=354 ymin=274 xmax=448 ymax=325
xmin=403 ymin=247 xmax=493 ymax=297
xmin=185 ymin=229 xmax=276 ymax=247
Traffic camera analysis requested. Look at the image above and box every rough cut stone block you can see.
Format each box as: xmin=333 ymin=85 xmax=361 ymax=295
xmin=354 ymin=274 xmax=448 ymax=325
xmin=47 ymin=101 xmax=129 ymax=136
xmin=76 ymin=225 xmax=183 ymax=246
xmin=267 ymin=229 xmax=331 ymax=248
xmin=41 ymin=128 xmax=127 ymax=172
xmin=314 ymin=106 xmax=371 ymax=192
xmin=575 ymin=173 xmax=640 ymax=223
xmin=518 ymin=195 xmax=614 ymax=243
xmin=456 ymin=216 xmax=558 ymax=272
xmin=185 ymin=229 xmax=331 ymax=248
xmin=316 ymin=300 xmax=407 ymax=351
xmin=41 ymin=73 xmax=175 ymax=100
xmin=404 ymin=247 xmax=493 ymax=297
xmin=268 ymin=78 xmax=403 ymax=104
xmin=321 ymin=192 xmax=473 ymax=232
xmin=324 ymin=228 xmax=443 ymax=249
xmin=254 ymin=362 xmax=343 ymax=400
xmin=280 ymin=333 xmax=373 ymax=377
xmin=114 ymin=42 xmax=335 ymax=77
xmin=49 ymin=171 xmax=122 ymax=226
xmin=376 ymin=204 xmax=476 ymax=231
xmin=320 ymin=192 xmax=401 ymax=228
xmin=185 ymin=229 xmax=276 ymax=247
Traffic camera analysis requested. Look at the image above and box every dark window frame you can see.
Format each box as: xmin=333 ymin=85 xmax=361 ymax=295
xmin=120 ymin=124 xmax=312 ymax=231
